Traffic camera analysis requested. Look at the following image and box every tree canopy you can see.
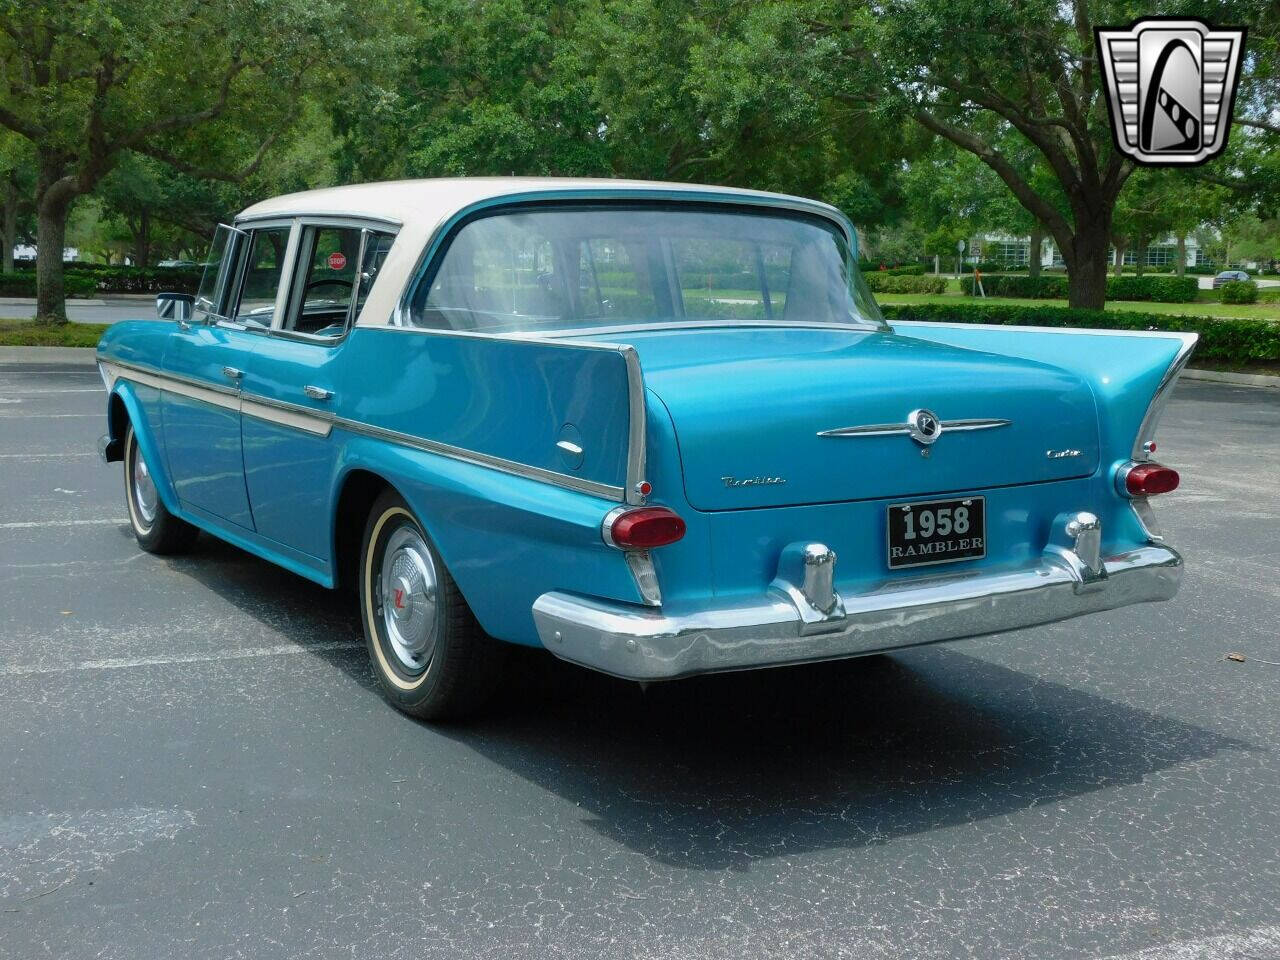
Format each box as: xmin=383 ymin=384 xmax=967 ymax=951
xmin=1 ymin=0 xmax=1276 ymax=320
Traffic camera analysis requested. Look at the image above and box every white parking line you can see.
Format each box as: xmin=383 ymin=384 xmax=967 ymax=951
xmin=0 ymin=412 xmax=101 ymax=418
xmin=0 ymin=518 xmax=127 ymax=529
xmin=0 ymin=641 xmax=363 ymax=676
xmin=0 ymin=387 xmax=103 ymax=394
xmin=1100 ymin=926 xmax=1280 ymax=959
xmin=0 ymin=452 xmax=95 ymax=459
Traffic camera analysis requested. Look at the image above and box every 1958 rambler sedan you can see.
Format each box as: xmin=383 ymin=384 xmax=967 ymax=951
xmin=96 ymin=178 xmax=1192 ymax=719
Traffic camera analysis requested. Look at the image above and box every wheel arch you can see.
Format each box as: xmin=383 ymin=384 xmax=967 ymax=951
xmin=109 ymin=382 xmax=181 ymax=515
xmin=331 ymin=468 xmax=397 ymax=593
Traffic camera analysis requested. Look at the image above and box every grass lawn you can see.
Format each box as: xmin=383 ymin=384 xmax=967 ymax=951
xmin=877 ymin=292 xmax=1280 ymax=321
xmin=0 ymin=320 xmax=110 ymax=347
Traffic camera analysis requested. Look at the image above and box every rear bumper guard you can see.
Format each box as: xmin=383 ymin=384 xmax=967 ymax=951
xmin=532 ymin=512 xmax=1182 ymax=681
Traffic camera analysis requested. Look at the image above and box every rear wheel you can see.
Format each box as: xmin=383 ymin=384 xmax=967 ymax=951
xmin=359 ymin=490 xmax=505 ymax=720
xmin=123 ymin=423 xmax=198 ymax=554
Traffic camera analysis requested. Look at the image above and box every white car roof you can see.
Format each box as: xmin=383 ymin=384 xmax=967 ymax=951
xmin=233 ymin=178 xmax=852 ymax=328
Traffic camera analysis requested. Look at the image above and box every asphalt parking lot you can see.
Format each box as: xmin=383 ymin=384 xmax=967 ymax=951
xmin=1 ymin=361 xmax=1278 ymax=960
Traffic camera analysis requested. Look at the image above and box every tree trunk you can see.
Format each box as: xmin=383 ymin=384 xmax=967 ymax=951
xmin=1176 ymin=234 xmax=1187 ymax=276
xmin=1028 ymin=225 xmax=1043 ymax=279
xmin=1112 ymin=240 xmax=1126 ymax=276
xmin=35 ymin=160 xmax=77 ymax=325
xmin=1066 ymin=224 xmax=1111 ymax=310
xmin=1134 ymin=233 xmax=1147 ymax=277
xmin=133 ymin=208 xmax=152 ymax=269
xmin=2 ymin=177 xmax=16 ymax=275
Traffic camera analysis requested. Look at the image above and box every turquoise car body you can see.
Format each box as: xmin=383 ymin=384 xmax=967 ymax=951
xmin=97 ymin=179 xmax=1192 ymax=680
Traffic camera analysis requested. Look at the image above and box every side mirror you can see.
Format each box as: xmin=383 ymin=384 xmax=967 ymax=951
xmin=156 ymin=292 xmax=195 ymax=327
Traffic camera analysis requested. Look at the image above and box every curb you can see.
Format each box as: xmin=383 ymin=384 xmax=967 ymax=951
xmin=0 ymin=297 xmax=108 ymax=307
xmin=0 ymin=346 xmax=98 ymax=365
xmin=1183 ymin=368 xmax=1280 ymax=389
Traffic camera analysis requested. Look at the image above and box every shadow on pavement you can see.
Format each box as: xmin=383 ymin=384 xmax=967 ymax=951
xmin=168 ymin=532 xmax=1253 ymax=872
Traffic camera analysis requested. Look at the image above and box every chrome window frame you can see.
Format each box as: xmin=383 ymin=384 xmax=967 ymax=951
xmin=240 ymin=216 xmax=401 ymax=348
xmin=217 ymin=219 xmax=299 ymax=333
xmin=389 ymin=194 xmax=884 ymax=335
xmin=195 ymin=223 xmax=249 ymax=324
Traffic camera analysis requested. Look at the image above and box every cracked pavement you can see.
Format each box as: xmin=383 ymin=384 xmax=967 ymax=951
xmin=0 ymin=361 xmax=1277 ymax=959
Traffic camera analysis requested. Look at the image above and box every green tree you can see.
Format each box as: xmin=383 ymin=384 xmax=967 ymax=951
xmin=0 ymin=132 xmax=34 ymax=273
xmin=0 ymin=0 xmax=386 ymax=322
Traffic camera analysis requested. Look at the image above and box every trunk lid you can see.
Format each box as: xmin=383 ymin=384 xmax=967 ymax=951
xmin=620 ymin=327 xmax=1100 ymax=510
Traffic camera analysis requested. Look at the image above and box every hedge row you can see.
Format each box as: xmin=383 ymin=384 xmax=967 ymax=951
xmin=967 ymin=273 xmax=1198 ymax=302
xmin=864 ymin=273 xmax=947 ymax=294
xmin=880 ymin=302 xmax=1280 ymax=365
xmin=0 ymin=267 xmax=202 ymax=297
xmin=0 ymin=272 xmax=97 ymax=298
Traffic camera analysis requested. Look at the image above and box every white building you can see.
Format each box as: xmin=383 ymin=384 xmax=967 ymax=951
xmin=977 ymin=234 xmax=1201 ymax=269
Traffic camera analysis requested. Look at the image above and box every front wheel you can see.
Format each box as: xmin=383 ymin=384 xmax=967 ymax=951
xmin=359 ymin=490 xmax=505 ymax=720
xmin=123 ymin=423 xmax=198 ymax=554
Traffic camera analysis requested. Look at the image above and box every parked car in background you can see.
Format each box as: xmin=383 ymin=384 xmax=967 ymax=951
xmin=156 ymin=259 xmax=199 ymax=268
xmin=96 ymin=179 xmax=1193 ymax=719
xmin=1213 ymin=269 xmax=1251 ymax=287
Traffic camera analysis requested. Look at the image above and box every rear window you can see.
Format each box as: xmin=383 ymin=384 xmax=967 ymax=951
xmin=406 ymin=205 xmax=883 ymax=334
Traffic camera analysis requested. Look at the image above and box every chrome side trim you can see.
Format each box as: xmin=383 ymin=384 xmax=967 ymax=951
xmin=891 ymin=320 xmax=1201 ymax=343
xmin=620 ymin=345 xmax=648 ymax=506
xmin=240 ymin=395 xmax=334 ymax=437
xmin=533 ymin=543 xmax=1184 ymax=681
xmin=102 ymin=360 xmax=240 ymax=412
xmin=1133 ymin=333 xmax=1199 ymax=460
xmin=818 ymin=418 xmax=1010 ymax=438
xmin=100 ymin=356 xmax=621 ymax=499
xmin=331 ymin=416 xmax=624 ymax=501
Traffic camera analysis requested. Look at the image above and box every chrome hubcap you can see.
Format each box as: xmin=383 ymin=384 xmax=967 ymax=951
xmin=378 ymin=526 xmax=439 ymax=673
xmin=131 ymin=441 xmax=158 ymax=526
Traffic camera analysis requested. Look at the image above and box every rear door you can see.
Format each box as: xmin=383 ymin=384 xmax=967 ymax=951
xmin=240 ymin=222 xmax=396 ymax=560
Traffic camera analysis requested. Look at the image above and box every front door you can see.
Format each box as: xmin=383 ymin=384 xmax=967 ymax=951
xmin=161 ymin=222 xmax=295 ymax=529
xmin=161 ymin=325 xmax=259 ymax=528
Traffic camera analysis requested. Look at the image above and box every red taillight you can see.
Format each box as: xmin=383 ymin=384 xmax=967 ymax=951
xmin=1126 ymin=462 xmax=1180 ymax=496
xmin=606 ymin=507 xmax=686 ymax=549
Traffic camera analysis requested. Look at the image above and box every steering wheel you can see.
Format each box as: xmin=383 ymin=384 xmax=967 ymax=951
xmin=304 ymin=277 xmax=354 ymax=299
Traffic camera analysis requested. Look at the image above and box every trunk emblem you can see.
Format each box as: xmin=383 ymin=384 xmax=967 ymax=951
xmin=907 ymin=409 xmax=943 ymax=445
xmin=818 ymin=413 xmax=1011 ymax=446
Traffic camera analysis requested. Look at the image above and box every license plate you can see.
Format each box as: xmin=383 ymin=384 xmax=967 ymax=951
xmin=887 ymin=496 xmax=986 ymax=569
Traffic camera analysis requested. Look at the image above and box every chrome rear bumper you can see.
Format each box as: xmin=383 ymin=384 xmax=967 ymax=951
xmin=532 ymin=539 xmax=1183 ymax=681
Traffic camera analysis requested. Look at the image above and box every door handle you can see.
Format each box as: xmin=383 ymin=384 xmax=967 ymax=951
xmin=303 ymin=385 xmax=333 ymax=401
xmin=222 ymin=366 xmax=243 ymax=381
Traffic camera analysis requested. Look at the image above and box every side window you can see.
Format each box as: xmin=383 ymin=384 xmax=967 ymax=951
xmin=291 ymin=226 xmax=360 ymax=335
xmin=283 ymin=225 xmax=379 ymax=338
xmin=194 ymin=224 xmax=246 ymax=321
xmin=353 ymin=231 xmax=396 ymax=321
xmin=235 ymin=227 xmax=292 ymax=326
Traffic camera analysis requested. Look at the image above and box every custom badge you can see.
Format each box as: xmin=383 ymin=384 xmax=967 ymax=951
xmin=1096 ymin=18 xmax=1246 ymax=166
